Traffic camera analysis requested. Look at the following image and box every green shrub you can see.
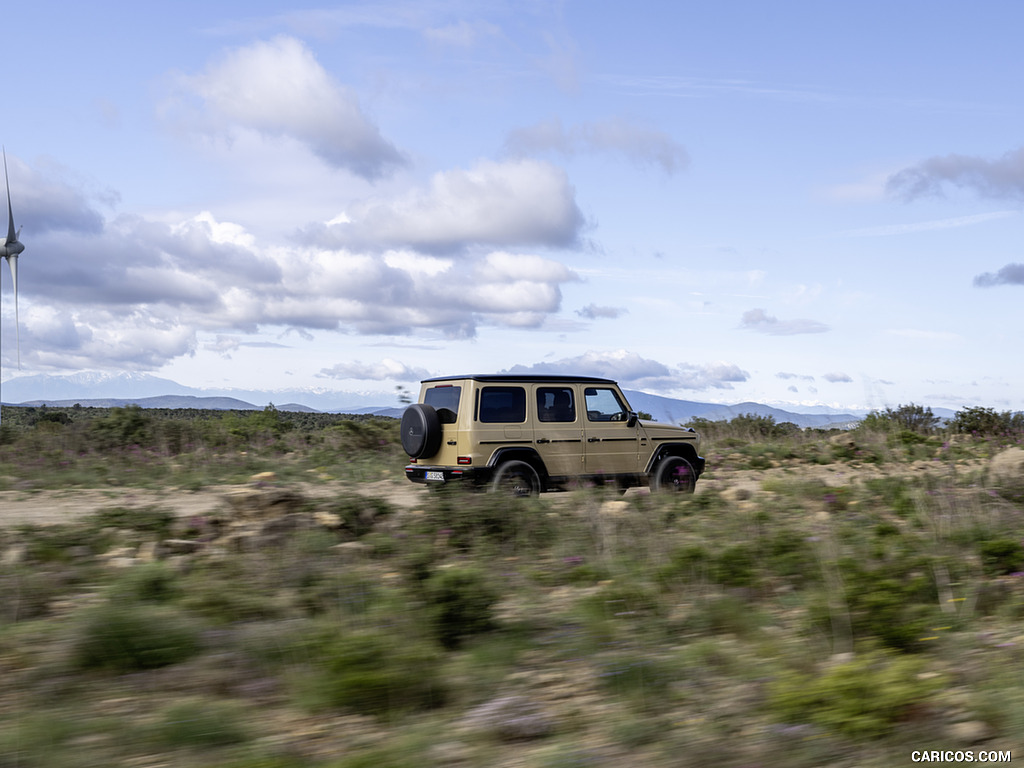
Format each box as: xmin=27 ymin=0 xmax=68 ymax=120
xmin=811 ymin=553 xmax=944 ymax=653
xmin=90 ymin=405 xmax=153 ymax=449
xmin=15 ymin=522 xmax=110 ymax=563
xmin=682 ymin=594 xmax=762 ymax=637
xmin=0 ymin=712 xmax=88 ymax=767
xmin=657 ymin=544 xmax=711 ymax=587
xmin=107 ymin=561 xmax=180 ymax=604
xmin=0 ymin=566 xmax=83 ymax=622
xmin=597 ymin=654 xmax=680 ymax=709
xmin=950 ymin=406 xmax=1024 ymax=438
xmin=295 ymin=569 xmax=385 ymax=617
xmin=766 ymin=648 xmax=942 ymax=739
xmin=561 ymin=561 xmax=612 ymax=586
xmin=979 ymin=538 xmax=1024 ymax=576
xmin=328 ymin=746 xmax=422 ymax=768
xmin=582 ymin=580 xmax=665 ymax=622
xmin=860 ymin=404 xmax=940 ymax=435
xmin=71 ymin=601 xmax=202 ymax=671
xmin=87 ymin=505 xmax=175 ymax=537
xmin=425 ymin=567 xmax=498 ymax=649
xmin=178 ymin=560 xmax=286 ymax=624
xmin=418 ymin=489 xmax=500 ymax=547
xmin=324 ymin=495 xmax=395 ymax=538
xmin=415 ymin=490 xmax=552 ymax=552
xmin=762 ymin=528 xmax=818 ymax=582
xmin=150 ymin=698 xmax=250 ymax=748
xmin=299 ymin=629 xmax=445 ymax=716
xmin=712 ymin=543 xmax=759 ymax=588
xmin=862 ymin=477 xmax=916 ymax=517
xmin=610 ymin=714 xmax=669 ymax=747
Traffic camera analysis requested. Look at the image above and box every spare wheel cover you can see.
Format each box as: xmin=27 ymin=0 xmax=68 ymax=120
xmin=401 ymin=404 xmax=442 ymax=458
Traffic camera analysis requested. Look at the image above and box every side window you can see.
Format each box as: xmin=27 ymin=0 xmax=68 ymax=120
xmin=479 ymin=387 xmax=526 ymax=423
xmin=423 ymin=385 xmax=461 ymax=423
xmin=584 ymin=388 xmax=628 ymax=422
xmin=537 ymin=387 xmax=576 ymax=422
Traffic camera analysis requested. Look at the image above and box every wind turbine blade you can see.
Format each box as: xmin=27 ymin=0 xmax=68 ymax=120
xmin=3 ymin=148 xmax=15 ymax=245
xmin=7 ymin=256 xmax=19 ymax=370
xmin=6 ymin=254 xmax=19 ymax=368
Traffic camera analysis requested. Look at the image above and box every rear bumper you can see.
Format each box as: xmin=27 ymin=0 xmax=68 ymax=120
xmin=404 ymin=465 xmax=491 ymax=486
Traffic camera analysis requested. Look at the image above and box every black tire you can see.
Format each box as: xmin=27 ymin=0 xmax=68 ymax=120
xmin=490 ymin=460 xmax=541 ymax=497
xmin=401 ymin=404 xmax=442 ymax=458
xmin=650 ymin=456 xmax=697 ymax=493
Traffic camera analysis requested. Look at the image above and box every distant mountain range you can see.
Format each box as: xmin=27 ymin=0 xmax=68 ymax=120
xmin=620 ymin=390 xmax=865 ymax=429
xmin=0 ymin=371 xmax=892 ymax=428
xmin=0 ymin=372 xmax=394 ymax=413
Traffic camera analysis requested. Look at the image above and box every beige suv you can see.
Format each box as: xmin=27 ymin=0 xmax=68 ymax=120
xmin=401 ymin=375 xmax=704 ymax=495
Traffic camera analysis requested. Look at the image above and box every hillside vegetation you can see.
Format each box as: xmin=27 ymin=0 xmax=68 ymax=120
xmin=1 ymin=403 xmax=1023 ymax=767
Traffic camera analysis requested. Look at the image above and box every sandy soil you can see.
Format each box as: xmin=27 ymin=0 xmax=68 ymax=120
xmin=0 ymin=479 xmax=426 ymax=529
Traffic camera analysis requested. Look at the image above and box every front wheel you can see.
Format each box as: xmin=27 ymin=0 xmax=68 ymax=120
xmin=490 ymin=460 xmax=541 ymax=498
xmin=650 ymin=456 xmax=696 ymax=493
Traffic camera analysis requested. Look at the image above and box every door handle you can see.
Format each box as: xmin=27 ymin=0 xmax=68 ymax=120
xmin=587 ymin=437 xmax=600 ymax=443
xmin=536 ymin=438 xmax=550 ymax=444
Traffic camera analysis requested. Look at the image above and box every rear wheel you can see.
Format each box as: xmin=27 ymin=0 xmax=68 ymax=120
xmin=650 ymin=456 xmax=696 ymax=493
xmin=491 ymin=460 xmax=541 ymax=497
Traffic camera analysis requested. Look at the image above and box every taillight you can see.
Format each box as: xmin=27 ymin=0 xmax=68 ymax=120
xmin=409 ymin=458 xmax=418 ymax=463
xmin=457 ymin=456 xmax=472 ymax=465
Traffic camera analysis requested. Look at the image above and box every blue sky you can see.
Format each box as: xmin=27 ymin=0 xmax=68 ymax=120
xmin=2 ymin=1 xmax=1022 ymax=411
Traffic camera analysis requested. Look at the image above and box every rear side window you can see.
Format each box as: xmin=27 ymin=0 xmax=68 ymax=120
xmin=424 ymin=385 xmax=461 ymax=423
xmin=479 ymin=387 xmax=526 ymax=423
xmin=537 ymin=387 xmax=576 ymax=422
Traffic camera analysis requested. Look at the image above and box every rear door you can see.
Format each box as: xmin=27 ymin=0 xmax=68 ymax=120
xmin=473 ymin=385 xmax=532 ymax=463
xmin=421 ymin=382 xmax=463 ymax=465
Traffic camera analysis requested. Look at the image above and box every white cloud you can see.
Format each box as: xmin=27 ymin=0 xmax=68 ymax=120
xmin=506 ymin=350 xmax=670 ymax=382
xmin=576 ymin=304 xmax=627 ymax=319
xmin=822 ymin=372 xmax=853 ymax=383
xmin=740 ymin=308 xmax=829 ymax=335
xmin=822 ymin=170 xmax=890 ymax=202
xmin=1 ymin=153 xmax=108 ymax=234
xmin=423 ymin=20 xmax=500 ymax=47
xmin=204 ymin=335 xmax=289 ymax=357
xmin=974 ymin=263 xmax=1024 ymax=287
xmin=166 ymin=36 xmax=405 ymax=180
xmin=887 ymin=146 xmax=1024 ymax=201
xmin=505 ymin=117 xmax=689 ymax=175
xmin=777 ymin=371 xmax=815 ymax=381
xmin=504 ymin=351 xmax=749 ymax=391
xmin=885 ymin=329 xmax=964 ymax=343
xmin=676 ymin=362 xmax=750 ymax=390
xmin=841 ymin=211 xmax=1017 ymax=238
xmin=308 ymin=159 xmax=584 ymax=253
xmin=319 ymin=358 xmax=430 ymax=381
xmin=19 ymin=205 xmax=580 ymax=370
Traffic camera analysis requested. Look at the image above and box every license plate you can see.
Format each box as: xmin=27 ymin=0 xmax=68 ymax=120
xmin=425 ymin=471 xmax=445 ymax=482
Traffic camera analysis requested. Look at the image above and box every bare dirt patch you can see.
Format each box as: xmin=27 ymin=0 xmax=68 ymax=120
xmin=0 ymin=478 xmax=427 ymax=529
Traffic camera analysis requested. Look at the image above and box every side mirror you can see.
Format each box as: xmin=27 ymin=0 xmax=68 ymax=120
xmin=626 ymin=412 xmax=638 ymax=428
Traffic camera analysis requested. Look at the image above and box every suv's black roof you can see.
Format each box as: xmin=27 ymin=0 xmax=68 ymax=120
xmin=422 ymin=374 xmax=616 ymax=384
